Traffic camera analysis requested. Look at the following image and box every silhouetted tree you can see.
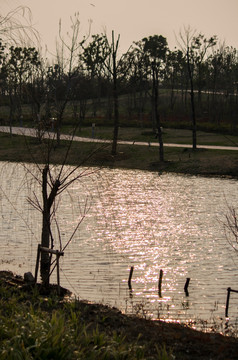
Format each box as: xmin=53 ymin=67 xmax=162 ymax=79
xmin=82 ymin=31 xmax=127 ymax=155
xmin=165 ymin=49 xmax=186 ymax=110
xmin=177 ymin=27 xmax=217 ymax=149
xmin=81 ymin=33 xmax=111 ymax=119
xmin=134 ymin=35 xmax=168 ymax=161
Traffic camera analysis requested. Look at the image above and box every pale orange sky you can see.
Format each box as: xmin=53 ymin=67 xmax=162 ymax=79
xmin=2 ymin=0 xmax=238 ymax=55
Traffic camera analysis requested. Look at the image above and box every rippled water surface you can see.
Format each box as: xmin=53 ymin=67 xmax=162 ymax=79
xmin=1 ymin=161 xmax=238 ymax=333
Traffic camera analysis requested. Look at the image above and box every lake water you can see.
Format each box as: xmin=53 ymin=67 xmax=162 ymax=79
xmin=0 ymin=161 xmax=238 ymax=334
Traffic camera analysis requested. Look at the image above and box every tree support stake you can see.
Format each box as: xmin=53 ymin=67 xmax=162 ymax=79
xmin=225 ymin=287 xmax=238 ymax=318
xmin=35 ymin=244 xmax=64 ymax=295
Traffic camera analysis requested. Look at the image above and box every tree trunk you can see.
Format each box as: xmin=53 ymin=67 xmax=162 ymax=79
xmin=40 ymin=166 xmax=61 ymax=286
xmin=153 ymin=64 xmax=164 ymax=162
xmin=111 ymin=80 xmax=119 ymax=155
xmin=111 ymin=32 xmax=119 ymax=156
xmin=40 ymin=166 xmax=51 ymax=287
xmin=187 ymin=49 xmax=197 ymax=150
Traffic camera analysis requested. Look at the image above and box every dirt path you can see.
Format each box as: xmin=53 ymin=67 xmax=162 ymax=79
xmin=1 ymin=126 xmax=238 ymax=151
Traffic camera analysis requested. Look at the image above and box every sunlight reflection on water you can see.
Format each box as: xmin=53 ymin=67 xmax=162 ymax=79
xmin=0 ymin=162 xmax=238 ymax=334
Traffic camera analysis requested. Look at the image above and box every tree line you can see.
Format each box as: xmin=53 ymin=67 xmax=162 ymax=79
xmin=0 ymin=13 xmax=238 ymax=154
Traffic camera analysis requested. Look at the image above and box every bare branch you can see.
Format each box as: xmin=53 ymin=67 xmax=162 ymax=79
xmin=223 ymin=205 xmax=238 ymax=252
xmin=62 ymin=196 xmax=91 ymax=252
xmin=27 ymin=192 xmax=42 ymax=212
xmin=0 ymin=6 xmax=39 ymax=46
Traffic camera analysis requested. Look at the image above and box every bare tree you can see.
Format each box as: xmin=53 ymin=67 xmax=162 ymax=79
xmin=26 ymin=131 xmax=104 ymax=288
xmin=177 ymin=26 xmax=216 ymax=150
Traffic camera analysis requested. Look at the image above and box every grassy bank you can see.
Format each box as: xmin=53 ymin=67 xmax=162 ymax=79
xmin=1 ymin=130 xmax=238 ymax=178
xmin=1 ymin=271 xmax=238 ymax=360
xmin=70 ymin=126 xmax=238 ymax=147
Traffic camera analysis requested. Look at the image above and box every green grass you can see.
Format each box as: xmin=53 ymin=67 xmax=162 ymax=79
xmin=0 ymin=275 xmax=172 ymax=360
xmin=1 ymin=130 xmax=238 ymax=178
xmin=62 ymin=125 xmax=238 ymax=147
xmin=1 ymin=273 xmax=238 ymax=359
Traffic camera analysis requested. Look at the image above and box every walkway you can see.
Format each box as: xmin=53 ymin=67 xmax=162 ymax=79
xmin=1 ymin=126 xmax=238 ymax=151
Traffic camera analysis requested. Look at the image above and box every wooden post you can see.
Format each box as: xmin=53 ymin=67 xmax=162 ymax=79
xmin=128 ymin=266 xmax=134 ymax=290
xmin=158 ymin=269 xmax=163 ymax=297
xmin=184 ymin=278 xmax=190 ymax=296
xmin=226 ymin=287 xmax=231 ymax=317
xmin=34 ymin=244 xmax=41 ymax=284
xmin=56 ymin=251 xmax=60 ymax=295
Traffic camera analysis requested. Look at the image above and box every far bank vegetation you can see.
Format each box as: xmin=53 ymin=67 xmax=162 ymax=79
xmin=0 ymin=14 xmax=237 ymax=146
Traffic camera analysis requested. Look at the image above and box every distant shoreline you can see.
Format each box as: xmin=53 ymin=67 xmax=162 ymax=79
xmin=1 ymin=128 xmax=238 ymax=179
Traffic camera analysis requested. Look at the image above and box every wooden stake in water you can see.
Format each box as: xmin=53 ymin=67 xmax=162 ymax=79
xmin=225 ymin=287 xmax=231 ymax=318
xmin=128 ymin=266 xmax=134 ymax=290
xmin=158 ymin=269 xmax=163 ymax=297
xmin=34 ymin=244 xmax=41 ymax=284
xmin=184 ymin=277 xmax=190 ymax=296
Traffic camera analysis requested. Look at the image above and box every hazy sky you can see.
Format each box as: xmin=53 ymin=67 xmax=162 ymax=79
xmin=2 ymin=0 xmax=238 ymax=55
